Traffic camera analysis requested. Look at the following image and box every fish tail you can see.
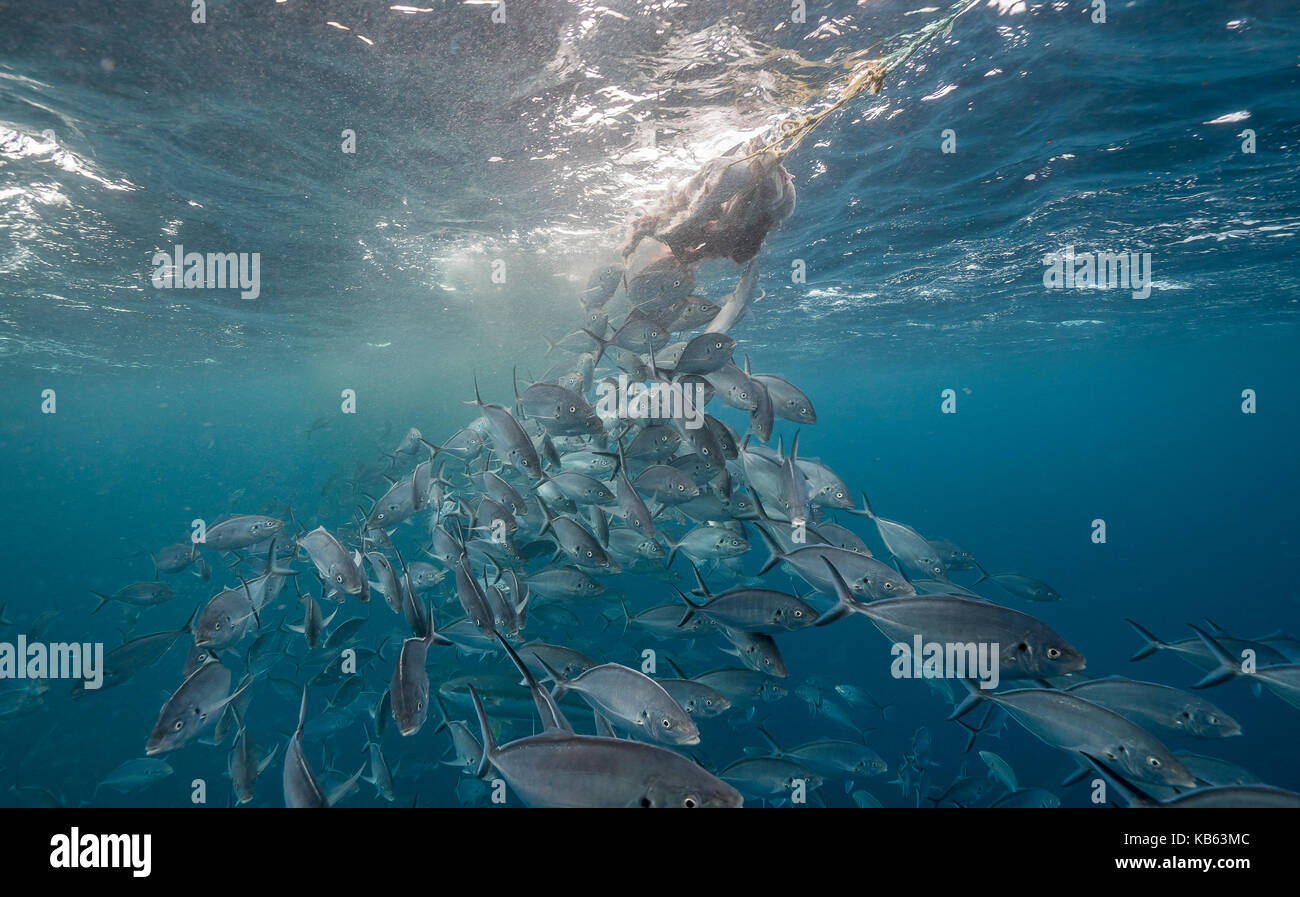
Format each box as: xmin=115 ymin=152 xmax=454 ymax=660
xmin=533 ymin=655 xmax=570 ymax=700
xmin=955 ymin=703 xmax=994 ymax=753
xmin=814 ymin=558 xmax=859 ymax=627
xmin=665 ymin=537 xmax=682 ymax=569
xmin=616 ymin=595 xmax=632 ymax=637
xmin=844 ymin=490 xmax=875 ymax=520
xmin=752 ymin=522 xmax=784 ymax=577
xmin=948 ymin=678 xmax=989 ymax=722
xmin=671 ymin=586 xmax=701 ymax=628
xmin=1187 ymin=624 xmax=1245 ymax=689
xmin=1123 ymin=618 xmax=1165 ymax=661
xmin=89 ymin=591 xmax=111 ymax=614
xmin=580 ymin=328 xmax=609 ymax=366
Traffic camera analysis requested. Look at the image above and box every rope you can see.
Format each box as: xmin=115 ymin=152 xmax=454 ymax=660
xmin=743 ymin=0 xmax=983 ymax=165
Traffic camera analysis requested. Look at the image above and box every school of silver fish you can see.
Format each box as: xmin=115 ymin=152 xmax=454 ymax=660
xmin=35 ymin=138 xmax=1300 ymax=810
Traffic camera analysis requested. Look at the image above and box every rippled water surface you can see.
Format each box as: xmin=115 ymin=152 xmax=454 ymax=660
xmin=1 ymin=0 xmax=1297 ymax=808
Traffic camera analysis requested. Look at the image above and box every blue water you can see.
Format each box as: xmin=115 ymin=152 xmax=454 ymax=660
xmin=1 ymin=0 xmax=1298 ymax=807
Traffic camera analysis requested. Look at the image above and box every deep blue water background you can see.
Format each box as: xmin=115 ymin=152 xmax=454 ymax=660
xmin=0 ymin=0 xmax=1297 ymax=806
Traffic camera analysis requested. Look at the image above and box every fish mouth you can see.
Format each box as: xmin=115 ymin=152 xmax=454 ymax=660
xmin=144 ymin=743 xmax=162 ymax=756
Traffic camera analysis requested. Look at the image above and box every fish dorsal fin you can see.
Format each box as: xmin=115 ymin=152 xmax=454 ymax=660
xmin=495 ymin=633 xmax=573 ymax=734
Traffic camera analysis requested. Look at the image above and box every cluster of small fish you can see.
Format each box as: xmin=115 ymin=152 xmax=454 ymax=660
xmin=50 ymin=144 xmax=1300 ymax=809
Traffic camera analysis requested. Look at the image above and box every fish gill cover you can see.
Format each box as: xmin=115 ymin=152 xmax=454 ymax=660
xmin=0 ymin=0 xmax=1297 ymax=813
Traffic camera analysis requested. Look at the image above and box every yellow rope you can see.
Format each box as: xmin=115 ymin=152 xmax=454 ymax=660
xmin=738 ymin=0 xmax=981 ymax=165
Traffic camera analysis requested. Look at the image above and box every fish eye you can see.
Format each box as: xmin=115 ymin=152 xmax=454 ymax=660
xmin=214 ymin=622 xmax=221 ymax=630
xmin=682 ymin=795 xmax=698 ymax=808
xmin=1148 ymin=757 xmax=1161 ymax=768
xmin=174 ymin=720 xmax=184 ymax=731
xmin=1046 ymin=647 xmax=1061 ymax=659
xmin=714 ymin=341 xmax=723 ymax=349
xmin=677 ymin=484 xmax=685 ymax=491
xmin=336 ymin=574 xmax=344 ymax=583
xmin=1017 ymin=642 xmax=1029 ymax=652
xmin=569 ymin=406 xmax=577 ymax=413
xmin=416 ymin=701 xmax=423 ymax=712
xmin=884 ymin=583 xmax=894 ymax=591
xmin=739 ymin=391 xmax=747 ymax=399
xmin=1209 ymin=715 xmax=1219 ymax=724
xmin=705 ymin=699 xmax=713 ymax=706
xmin=661 ymin=719 xmax=671 ymax=728
xmin=794 ymin=610 xmax=802 ymax=617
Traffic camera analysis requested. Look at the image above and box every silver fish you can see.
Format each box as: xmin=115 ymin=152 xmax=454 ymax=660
xmin=391 ymin=626 xmax=453 ymax=736
xmin=468 ymin=686 xmax=740 ymax=808
xmin=1064 ymin=677 xmax=1241 ymax=739
xmin=90 ymin=582 xmax=175 ymax=614
xmin=145 ymin=660 xmax=247 ymax=755
xmin=539 ymin=659 xmax=699 ymax=746
xmin=953 ymin=683 xmax=1195 ymax=789
xmin=818 ymin=562 xmax=1085 ymax=681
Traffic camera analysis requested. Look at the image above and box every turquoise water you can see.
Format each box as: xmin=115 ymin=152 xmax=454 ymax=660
xmin=1 ymin=0 xmax=1297 ymax=807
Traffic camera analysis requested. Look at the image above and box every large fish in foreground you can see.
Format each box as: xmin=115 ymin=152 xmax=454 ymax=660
xmin=467 ymin=685 xmax=740 ymax=807
xmin=951 ymin=681 xmax=1196 ymax=789
xmin=816 ymin=560 xmax=1085 ymax=681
